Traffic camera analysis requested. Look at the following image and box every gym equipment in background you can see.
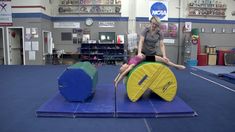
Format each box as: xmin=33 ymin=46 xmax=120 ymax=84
xmin=58 ymin=62 xmax=98 ymax=102
xmin=126 ymin=62 xmax=177 ymax=102
xmin=224 ymin=52 xmax=235 ymax=66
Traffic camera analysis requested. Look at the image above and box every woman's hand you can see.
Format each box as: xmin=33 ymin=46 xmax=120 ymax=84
xmin=137 ymin=53 xmax=144 ymax=58
xmin=162 ymin=56 xmax=169 ymax=63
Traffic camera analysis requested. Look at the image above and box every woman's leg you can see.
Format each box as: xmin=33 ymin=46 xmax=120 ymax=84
xmin=114 ymin=73 xmax=121 ymax=82
xmin=155 ymin=55 xmax=185 ymax=69
xmin=114 ymin=65 xmax=134 ymax=88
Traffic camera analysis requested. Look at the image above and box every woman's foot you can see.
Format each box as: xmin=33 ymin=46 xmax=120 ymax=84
xmin=176 ymin=65 xmax=186 ymax=70
xmin=114 ymin=82 xmax=118 ymax=89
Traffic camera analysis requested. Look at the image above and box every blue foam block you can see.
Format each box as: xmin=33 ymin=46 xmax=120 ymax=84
xmin=58 ymin=68 xmax=93 ymax=102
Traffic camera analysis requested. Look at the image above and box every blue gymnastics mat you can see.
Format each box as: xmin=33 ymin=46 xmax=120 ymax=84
xmin=37 ymin=84 xmax=115 ymax=118
xmin=218 ymin=73 xmax=235 ymax=84
xmin=36 ymin=84 xmax=197 ymax=118
xmin=116 ymin=84 xmax=197 ymax=118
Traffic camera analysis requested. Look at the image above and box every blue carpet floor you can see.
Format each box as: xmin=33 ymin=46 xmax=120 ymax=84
xmin=0 ymin=65 xmax=235 ymax=132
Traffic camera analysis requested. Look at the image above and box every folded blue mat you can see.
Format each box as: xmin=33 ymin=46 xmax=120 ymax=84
xmin=37 ymin=84 xmax=197 ymax=118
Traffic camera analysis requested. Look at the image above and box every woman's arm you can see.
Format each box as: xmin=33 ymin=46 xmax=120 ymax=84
xmin=137 ymin=36 xmax=145 ymax=56
xmin=159 ymin=40 xmax=169 ymax=62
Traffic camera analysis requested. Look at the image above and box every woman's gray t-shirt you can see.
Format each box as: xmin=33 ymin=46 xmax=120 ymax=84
xmin=140 ymin=27 xmax=163 ymax=55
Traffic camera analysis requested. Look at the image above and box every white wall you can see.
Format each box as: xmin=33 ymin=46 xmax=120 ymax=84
xmin=135 ymin=0 xmax=149 ymax=17
xmin=10 ymin=0 xmax=235 ymax=20
xmin=131 ymin=0 xmax=235 ymax=20
xmin=50 ymin=0 xmax=60 ymax=16
xmin=168 ymin=0 xmax=180 ymax=18
xmin=224 ymin=0 xmax=235 ymax=20
xmin=12 ymin=0 xmax=41 ymax=5
xmin=119 ymin=0 xmax=128 ymax=17
xmin=11 ymin=0 xmax=52 ymax=16
xmin=40 ymin=0 xmax=52 ymax=16
xmin=11 ymin=0 xmax=41 ymax=13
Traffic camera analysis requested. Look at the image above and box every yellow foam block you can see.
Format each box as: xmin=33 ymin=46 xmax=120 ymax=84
xmin=126 ymin=62 xmax=177 ymax=102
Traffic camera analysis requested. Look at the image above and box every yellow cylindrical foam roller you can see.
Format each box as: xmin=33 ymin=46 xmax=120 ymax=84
xmin=126 ymin=62 xmax=177 ymax=102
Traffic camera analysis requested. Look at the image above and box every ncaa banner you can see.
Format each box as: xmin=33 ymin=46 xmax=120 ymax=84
xmin=149 ymin=1 xmax=168 ymax=21
xmin=0 ymin=0 xmax=12 ymax=26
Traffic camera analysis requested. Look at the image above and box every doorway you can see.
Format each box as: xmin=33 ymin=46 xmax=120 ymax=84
xmin=42 ymin=31 xmax=54 ymax=64
xmin=6 ymin=27 xmax=24 ymax=65
xmin=0 ymin=27 xmax=4 ymax=64
xmin=42 ymin=31 xmax=53 ymax=56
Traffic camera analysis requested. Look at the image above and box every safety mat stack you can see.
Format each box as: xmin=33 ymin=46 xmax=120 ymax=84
xmin=36 ymin=84 xmax=197 ymax=118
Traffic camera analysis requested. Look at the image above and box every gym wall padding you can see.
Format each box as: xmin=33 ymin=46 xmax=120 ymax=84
xmin=58 ymin=62 xmax=98 ymax=102
xmin=126 ymin=62 xmax=177 ymax=102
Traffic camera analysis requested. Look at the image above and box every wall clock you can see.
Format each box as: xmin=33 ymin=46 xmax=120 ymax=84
xmin=85 ymin=18 xmax=93 ymax=26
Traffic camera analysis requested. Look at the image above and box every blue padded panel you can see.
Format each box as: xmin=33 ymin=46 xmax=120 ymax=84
xmin=220 ymin=73 xmax=235 ymax=79
xmin=219 ymin=73 xmax=235 ymax=84
xmin=151 ymin=96 xmax=197 ymax=117
xmin=75 ymin=84 xmax=115 ymax=117
xmin=37 ymin=84 xmax=115 ymax=118
xmin=37 ymin=83 xmax=196 ymax=118
xmin=36 ymin=92 xmax=79 ymax=118
xmin=116 ymin=84 xmax=196 ymax=118
xmin=116 ymin=84 xmax=155 ymax=117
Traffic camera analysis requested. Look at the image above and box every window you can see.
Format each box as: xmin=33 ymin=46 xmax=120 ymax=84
xmin=61 ymin=32 xmax=72 ymax=41
xmin=99 ymin=32 xmax=115 ymax=43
